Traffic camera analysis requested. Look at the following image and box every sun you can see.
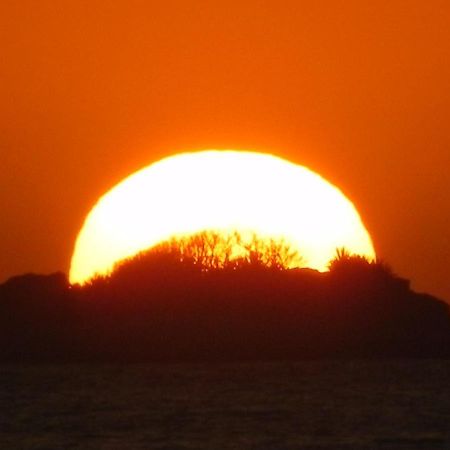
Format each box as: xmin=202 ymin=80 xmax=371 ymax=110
xmin=69 ymin=150 xmax=375 ymax=284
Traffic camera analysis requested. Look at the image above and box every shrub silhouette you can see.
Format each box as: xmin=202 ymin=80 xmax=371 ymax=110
xmin=329 ymin=248 xmax=394 ymax=279
xmin=110 ymin=230 xmax=304 ymax=279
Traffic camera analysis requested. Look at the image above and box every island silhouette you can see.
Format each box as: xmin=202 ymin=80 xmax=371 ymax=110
xmin=1 ymin=231 xmax=449 ymax=362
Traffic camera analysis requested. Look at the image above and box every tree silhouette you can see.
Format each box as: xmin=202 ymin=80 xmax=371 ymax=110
xmin=237 ymin=232 xmax=302 ymax=269
xmin=110 ymin=230 xmax=304 ymax=277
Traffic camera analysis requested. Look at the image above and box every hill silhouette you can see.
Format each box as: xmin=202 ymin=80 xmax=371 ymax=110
xmin=0 ymin=232 xmax=449 ymax=362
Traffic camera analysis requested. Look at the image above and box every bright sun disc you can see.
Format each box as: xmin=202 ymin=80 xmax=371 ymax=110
xmin=70 ymin=150 xmax=375 ymax=284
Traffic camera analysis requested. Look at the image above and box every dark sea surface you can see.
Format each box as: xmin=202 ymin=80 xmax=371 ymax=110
xmin=0 ymin=360 xmax=449 ymax=450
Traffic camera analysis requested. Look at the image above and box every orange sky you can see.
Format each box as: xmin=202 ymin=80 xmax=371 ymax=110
xmin=1 ymin=1 xmax=449 ymax=301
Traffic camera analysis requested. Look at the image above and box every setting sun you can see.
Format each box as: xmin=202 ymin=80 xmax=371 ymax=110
xmin=69 ymin=150 xmax=375 ymax=284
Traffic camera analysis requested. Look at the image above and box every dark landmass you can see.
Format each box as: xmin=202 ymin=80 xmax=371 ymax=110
xmin=1 ymin=235 xmax=449 ymax=362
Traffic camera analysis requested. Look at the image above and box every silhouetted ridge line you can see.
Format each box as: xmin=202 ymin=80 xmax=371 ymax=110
xmin=0 ymin=238 xmax=449 ymax=362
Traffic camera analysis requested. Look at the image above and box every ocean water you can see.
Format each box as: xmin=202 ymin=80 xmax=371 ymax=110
xmin=0 ymin=360 xmax=449 ymax=449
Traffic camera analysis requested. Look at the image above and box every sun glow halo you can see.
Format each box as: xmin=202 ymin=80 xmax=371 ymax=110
xmin=70 ymin=150 xmax=375 ymax=284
